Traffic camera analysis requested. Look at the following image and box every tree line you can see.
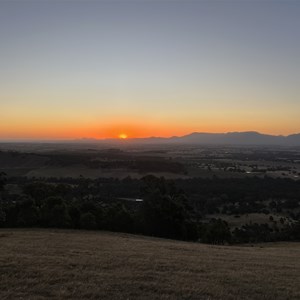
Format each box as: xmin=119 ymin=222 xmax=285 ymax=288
xmin=0 ymin=173 xmax=299 ymax=244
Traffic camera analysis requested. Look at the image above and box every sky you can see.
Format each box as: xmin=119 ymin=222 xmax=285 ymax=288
xmin=0 ymin=0 xmax=299 ymax=139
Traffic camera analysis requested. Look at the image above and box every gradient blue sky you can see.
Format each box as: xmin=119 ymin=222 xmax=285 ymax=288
xmin=0 ymin=0 xmax=299 ymax=139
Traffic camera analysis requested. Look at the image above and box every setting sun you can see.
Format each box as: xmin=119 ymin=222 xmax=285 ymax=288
xmin=119 ymin=133 xmax=128 ymax=139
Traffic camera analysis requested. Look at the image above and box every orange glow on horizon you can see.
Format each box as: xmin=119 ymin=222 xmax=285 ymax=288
xmin=0 ymin=117 xmax=299 ymax=140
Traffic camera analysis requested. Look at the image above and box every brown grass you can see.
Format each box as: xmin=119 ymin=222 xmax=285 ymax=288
xmin=0 ymin=229 xmax=299 ymax=299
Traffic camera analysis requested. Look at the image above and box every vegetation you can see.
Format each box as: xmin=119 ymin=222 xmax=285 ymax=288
xmin=1 ymin=173 xmax=299 ymax=244
xmin=0 ymin=229 xmax=299 ymax=299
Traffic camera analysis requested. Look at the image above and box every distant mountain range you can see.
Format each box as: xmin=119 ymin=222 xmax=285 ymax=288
xmin=111 ymin=131 xmax=300 ymax=146
xmin=2 ymin=131 xmax=300 ymax=146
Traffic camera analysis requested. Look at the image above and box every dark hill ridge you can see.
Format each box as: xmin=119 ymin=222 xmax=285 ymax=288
xmin=170 ymin=131 xmax=287 ymax=145
xmin=126 ymin=131 xmax=300 ymax=146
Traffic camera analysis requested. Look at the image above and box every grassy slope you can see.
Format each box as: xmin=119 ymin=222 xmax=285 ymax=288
xmin=0 ymin=229 xmax=299 ymax=300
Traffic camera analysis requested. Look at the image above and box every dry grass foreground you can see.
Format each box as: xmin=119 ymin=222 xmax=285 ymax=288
xmin=0 ymin=229 xmax=299 ymax=300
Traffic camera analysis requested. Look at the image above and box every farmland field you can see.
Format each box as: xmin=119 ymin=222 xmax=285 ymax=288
xmin=0 ymin=229 xmax=299 ymax=299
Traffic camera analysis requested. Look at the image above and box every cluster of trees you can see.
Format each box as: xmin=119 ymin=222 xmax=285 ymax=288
xmin=233 ymin=222 xmax=300 ymax=243
xmin=179 ymin=177 xmax=300 ymax=218
xmin=1 ymin=173 xmax=299 ymax=244
xmin=0 ymin=175 xmax=231 ymax=243
xmin=0 ymin=172 xmax=6 ymax=223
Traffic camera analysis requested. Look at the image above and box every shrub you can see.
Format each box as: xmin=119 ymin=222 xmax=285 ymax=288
xmin=80 ymin=212 xmax=97 ymax=230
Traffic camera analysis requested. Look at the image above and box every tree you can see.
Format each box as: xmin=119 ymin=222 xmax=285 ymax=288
xmin=289 ymin=221 xmax=300 ymax=240
xmin=50 ymin=203 xmax=71 ymax=228
xmin=104 ymin=203 xmax=133 ymax=232
xmin=0 ymin=172 xmax=7 ymax=225
xmin=80 ymin=212 xmax=97 ymax=230
xmin=68 ymin=205 xmax=81 ymax=229
xmin=23 ymin=183 xmax=55 ymax=207
xmin=0 ymin=172 xmax=6 ymax=192
xmin=139 ymin=176 xmax=196 ymax=240
xmin=203 ymin=219 xmax=231 ymax=244
xmin=41 ymin=197 xmax=70 ymax=228
xmin=17 ymin=198 xmax=39 ymax=226
xmin=0 ymin=210 xmax=5 ymax=225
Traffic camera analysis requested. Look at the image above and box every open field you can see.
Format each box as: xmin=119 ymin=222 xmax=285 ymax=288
xmin=0 ymin=229 xmax=299 ymax=299
xmin=1 ymin=144 xmax=300 ymax=180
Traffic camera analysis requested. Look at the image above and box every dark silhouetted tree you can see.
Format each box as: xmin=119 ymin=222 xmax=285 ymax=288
xmin=203 ymin=219 xmax=231 ymax=244
xmin=41 ymin=197 xmax=70 ymax=228
xmin=17 ymin=198 xmax=39 ymax=226
xmin=0 ymin=172 xmax=7 ymax=225
xmin=80 ymin=212 xmax=97 ymax=230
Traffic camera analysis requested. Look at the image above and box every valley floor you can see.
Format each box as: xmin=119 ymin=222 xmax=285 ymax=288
xmin=0 ymin=229 xmax=299 ymax=299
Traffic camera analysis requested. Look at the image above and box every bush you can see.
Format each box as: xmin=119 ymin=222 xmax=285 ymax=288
xmin=0 ymin=207 xmax=5 ymax=225
xmin=202 ymin=219 xmax=231 ymax=244
xmin=80 ymin=212 xmax=97 ymax=230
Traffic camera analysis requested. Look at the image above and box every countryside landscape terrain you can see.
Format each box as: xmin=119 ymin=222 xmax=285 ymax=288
xmin=1 ymin=138 xmax=300 ymax=299
xmin=1 ymin=0 xmax=300 ymax=299
xmin=1 ymin=137 xmax=300 ymax=243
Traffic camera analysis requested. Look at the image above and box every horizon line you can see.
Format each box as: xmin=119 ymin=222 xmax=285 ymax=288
xmin=0 ymin=130 xmax=300 ymax=143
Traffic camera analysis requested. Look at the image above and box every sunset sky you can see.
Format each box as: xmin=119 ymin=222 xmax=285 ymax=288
xmin=0 ymin=0 xmax=299 ymax=139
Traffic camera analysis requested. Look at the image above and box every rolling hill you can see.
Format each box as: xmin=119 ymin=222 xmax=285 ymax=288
xmin=0 ymin=229 xmax=299 ymax=299
xmin=129 ymin=131 xmax=300 ymax=146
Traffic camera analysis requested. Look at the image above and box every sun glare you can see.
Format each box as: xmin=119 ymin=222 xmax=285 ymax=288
xmin=119 ymin=133 xmax=128 ymax=139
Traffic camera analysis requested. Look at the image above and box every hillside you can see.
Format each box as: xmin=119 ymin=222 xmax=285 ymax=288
xmin=137 ymin=132 xmax=300 ymax=146
xmin=0 ymin=229 xmax=299 ymax=299
xmin=71 ymin=131 xmax=300 ymax=145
